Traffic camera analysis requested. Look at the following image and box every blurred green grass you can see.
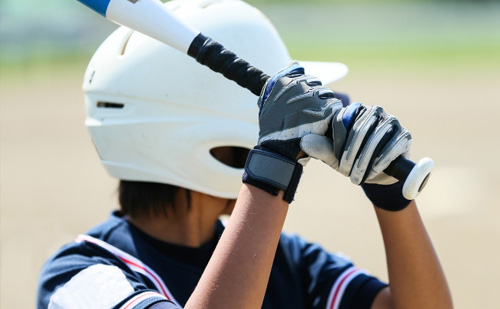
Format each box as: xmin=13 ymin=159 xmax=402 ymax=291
xmin=1 ymin=1 xmax=499 ymax=82
xmin=264 ymin=3 xmax=500 ymax=74
xmin=288 ymin=38 xmax=500 ymax=75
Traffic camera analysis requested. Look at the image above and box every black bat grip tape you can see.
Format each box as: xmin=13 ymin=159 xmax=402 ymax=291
xmin=384 ymin=156 xmax=414 ymax=182
xmin=187 ymin=33 xmax=270 ymax=96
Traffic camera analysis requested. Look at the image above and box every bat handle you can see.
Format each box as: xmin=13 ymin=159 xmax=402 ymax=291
xmin=188 ymin=33 xmax=270 ymax=96
xmin=384 ymin=156 xmax=434 ymax=200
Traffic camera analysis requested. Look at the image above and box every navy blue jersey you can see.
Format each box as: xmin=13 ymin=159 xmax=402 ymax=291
xmin=38 ymin=211 xmax=386 ymax=308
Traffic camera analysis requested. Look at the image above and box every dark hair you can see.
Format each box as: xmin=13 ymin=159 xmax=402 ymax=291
xmin=118 ymin=180 xmax=190 ymax=218
xmin=119 ymin=147 xmax=248 ymax=218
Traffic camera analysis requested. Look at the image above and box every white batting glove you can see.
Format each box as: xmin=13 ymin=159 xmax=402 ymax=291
xmin=300 ymin=102 xmax=412 ymax=186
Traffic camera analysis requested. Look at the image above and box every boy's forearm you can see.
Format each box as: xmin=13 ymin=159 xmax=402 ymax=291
xmin=374 ymin=201 xmax=452 ymax=309
xmin=185 ymin=184 xmax=289 ymax=309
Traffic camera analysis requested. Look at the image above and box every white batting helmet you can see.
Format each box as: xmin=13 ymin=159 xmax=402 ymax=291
xmin=83 ymin=0 xmax=348 ymax=199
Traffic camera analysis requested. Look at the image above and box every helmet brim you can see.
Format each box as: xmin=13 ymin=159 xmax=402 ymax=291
xmin=300 ymin=61 xmax=349 ymax=86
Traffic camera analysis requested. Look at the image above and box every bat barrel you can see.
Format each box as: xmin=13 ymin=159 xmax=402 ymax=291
xmin=77 ymin=0 xmax=110 ymax=16
xmin=79 ymin=0 xmax=200 ymax=53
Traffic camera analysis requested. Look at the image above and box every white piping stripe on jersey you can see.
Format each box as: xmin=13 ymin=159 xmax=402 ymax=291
xmin=76 ymin=234 xmax=179 ymax=306
xmin=120 ymin=291 xmax=167 ymax=309
xmin=326 ymin=266 xmax=368 ymax=309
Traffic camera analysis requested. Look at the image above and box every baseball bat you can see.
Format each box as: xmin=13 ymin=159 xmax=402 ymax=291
xmin=76 ymin=0 xmax=434 ymax=200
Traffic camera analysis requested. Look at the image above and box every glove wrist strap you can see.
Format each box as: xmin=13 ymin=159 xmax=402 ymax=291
xmin=361 ymin=181 xmax=411 ymax=211
xmin=242 ymin=147 xmax=303 ymax=204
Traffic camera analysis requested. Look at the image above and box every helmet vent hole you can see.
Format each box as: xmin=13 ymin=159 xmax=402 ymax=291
xmin=210 ymin=146 xmax=250 ymax=169
xmin=97 ymin=101 xmax=125 ymax=109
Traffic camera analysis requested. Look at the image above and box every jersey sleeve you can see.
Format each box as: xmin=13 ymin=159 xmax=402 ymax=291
xmin=37 ymin=242 xmax=175 ymax=309
xmin=280 ymin=233 xmax=388 ymax=309
xmin=113 ymin=291 xmax=180 ymax=309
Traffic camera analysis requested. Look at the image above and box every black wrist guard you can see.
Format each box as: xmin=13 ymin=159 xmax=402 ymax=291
xmin=242 ymin=147 xmax=303 ymax=204
xmin=361 ymin=181 xmax=412 ymax=211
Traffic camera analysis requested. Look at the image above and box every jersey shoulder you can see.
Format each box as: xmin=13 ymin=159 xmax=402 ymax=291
xmin=37 ymin=212 xmax=165 ymax=308
xmin=276 ymin=232 xmax=387 ymax=309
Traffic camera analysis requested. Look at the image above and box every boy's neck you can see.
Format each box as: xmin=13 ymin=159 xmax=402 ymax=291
xmin=127 ymin=190 xmax=235 ymax=247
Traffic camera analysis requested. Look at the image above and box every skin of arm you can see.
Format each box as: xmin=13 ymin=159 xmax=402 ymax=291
xmin=185 ymin=184 xmax=289 ymax=309
xmin=371 ymin=201 xmax=453 ymax=309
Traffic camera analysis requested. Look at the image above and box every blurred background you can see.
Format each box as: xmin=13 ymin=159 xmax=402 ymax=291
xmin=1 ymin=0 xmax=499 ymax=308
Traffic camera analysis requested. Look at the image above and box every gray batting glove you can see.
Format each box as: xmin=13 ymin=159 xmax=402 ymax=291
xmin=301 ymin=102 xmax=412 ymax=185
xmin=242 ymin=62 xmax=343 ymax=203
xmin=258 ymin=61 xmax=343 ymax=164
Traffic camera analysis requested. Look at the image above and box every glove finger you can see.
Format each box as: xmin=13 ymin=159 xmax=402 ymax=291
xmin=338 ymin=106 xmax=381 ymax=177
xmin=331 ymin=102 xmax=361 ymax=159
xmin=368 ymin=129 xmax=412 ymax=179
xmin=300 ymin=134 xmax=339 ymax=169
xmin=350 ymin=115 xmax=397 ymax=185
xmin=258 ymin=61 xmax=304 ymax=109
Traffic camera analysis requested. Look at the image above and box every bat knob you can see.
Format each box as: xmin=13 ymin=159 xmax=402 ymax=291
xmin=402 ymin=157 xmax=434 ymax=200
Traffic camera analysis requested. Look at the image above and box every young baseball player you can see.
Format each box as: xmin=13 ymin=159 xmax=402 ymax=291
xmin=37 ymin=0 xmax=452 ymax=308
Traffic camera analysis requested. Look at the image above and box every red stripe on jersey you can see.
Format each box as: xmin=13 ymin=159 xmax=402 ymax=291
xmin=121 ymin=291 xmax=166 ymax=309
xmin=329 ymin=268 xmax=358 ymax=309
xmin=76 ymin=234 xmax=178 ymax=306
xmin=118 ymin=256 xmax=170 ymax=299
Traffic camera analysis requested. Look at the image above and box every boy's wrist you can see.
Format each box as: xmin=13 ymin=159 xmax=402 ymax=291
xmin=361 ymin=181 xmax=412 ymax=211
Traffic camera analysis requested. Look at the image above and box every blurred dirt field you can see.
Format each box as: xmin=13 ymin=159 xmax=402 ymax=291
xmin=1 ymin=66 xmax=499 ymax=308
